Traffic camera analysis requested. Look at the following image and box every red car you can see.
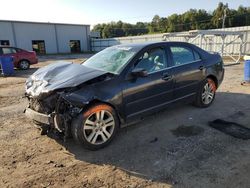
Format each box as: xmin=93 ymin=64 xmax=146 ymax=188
xmin=0 ymin=46 xmax=38 ymax=70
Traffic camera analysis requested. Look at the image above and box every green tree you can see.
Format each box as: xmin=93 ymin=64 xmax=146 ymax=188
xmin=211 ymin=2 xmax=229 ymax=28
xmin=91 ymin=3 xmax=250 ymax=38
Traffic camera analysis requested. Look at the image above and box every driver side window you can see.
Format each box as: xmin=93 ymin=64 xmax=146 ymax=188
xmin=135 ymin=48 xmax=167 ymax=74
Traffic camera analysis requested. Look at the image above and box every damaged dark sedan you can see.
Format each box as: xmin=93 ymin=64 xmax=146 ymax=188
xmin=25 ymin=42 xmax=224 ymax=150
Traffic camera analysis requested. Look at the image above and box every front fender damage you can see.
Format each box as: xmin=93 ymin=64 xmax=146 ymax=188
xmin=54 ymin=87 xmax=107 ymax=139
xmin=25 ymin=89 xmax=94 ymax=140
xmin=60 ymin=89 xmax=94 ymax=108
xmin=52 ymin=92 xmax=89 ymax=139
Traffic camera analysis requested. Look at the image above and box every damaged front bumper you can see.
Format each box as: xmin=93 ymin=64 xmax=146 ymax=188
xmin=24 ymin=93 xmax=83 ymax=137
xmin=25 ymin=107 xmax=54 ymax=125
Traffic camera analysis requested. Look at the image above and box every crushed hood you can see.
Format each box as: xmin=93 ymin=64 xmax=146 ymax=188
xmin=26 ymin=61 xmax=107 ymax=97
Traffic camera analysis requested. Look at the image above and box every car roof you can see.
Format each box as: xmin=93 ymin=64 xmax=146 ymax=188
xmin=116 ymin=41 xmax=193 ymax=48
xmin=114 ymin=41 xmax=209 ymax=58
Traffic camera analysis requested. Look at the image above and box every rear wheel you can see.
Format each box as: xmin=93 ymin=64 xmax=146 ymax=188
xmin=194 ymin=78 xmax=217 ymax=108
xmin=71 ymin=103 xmax=119 ymax=150
xmin=19 ymin=60 xmax=30 ymax=70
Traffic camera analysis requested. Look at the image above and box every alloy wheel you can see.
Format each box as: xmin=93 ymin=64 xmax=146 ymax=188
xmin=83 ymin=110 xmax=115 ymax=145
xmin=20 ymin=60 xmax=29 ymax=70
xmin=202 ymin=80 xmax=216 ymax=105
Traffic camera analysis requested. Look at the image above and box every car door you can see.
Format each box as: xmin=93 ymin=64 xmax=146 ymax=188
xmin=123 ymin=46 xmax=174 ymax=120
xmin=1 ymin=47 xmax=18 ymax=65
xmin=167 ymin=44 xmax=205 ymax=100
xmin=14 ymin=48 xmax=22 ymax=62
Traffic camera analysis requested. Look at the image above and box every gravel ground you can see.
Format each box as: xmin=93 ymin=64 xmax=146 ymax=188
xmin=0 ymin=55 xmax=250 ymax=188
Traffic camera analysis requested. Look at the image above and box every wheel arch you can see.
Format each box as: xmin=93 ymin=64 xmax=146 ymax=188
xmin=18 ymin=59 xmax=30 ymax=67
xmin=85 ymin=99 xmax=124 ymax=125
xmin=18 ymin=59 xmax=30 ymax=64
xmin=206 ymin=74 xmax=218 ymax=88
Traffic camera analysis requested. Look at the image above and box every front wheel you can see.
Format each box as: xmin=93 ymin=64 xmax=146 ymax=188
xmin=194 ymin=78 xmax=217 ymax=108
xmin=71 ymin=104 xmax=119 ymax=150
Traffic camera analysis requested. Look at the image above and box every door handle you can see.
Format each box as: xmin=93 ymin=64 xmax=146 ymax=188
xmin=199 ymin=66 xmax=204 ymax=70
xmin=162 ymin=74 xmax=172 ymax=81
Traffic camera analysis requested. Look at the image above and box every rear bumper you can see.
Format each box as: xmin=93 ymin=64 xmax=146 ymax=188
xmin=25 ymin=107 xmax=53 ymax=125
xmin=30 ymin=57 xmax=38 ymax=64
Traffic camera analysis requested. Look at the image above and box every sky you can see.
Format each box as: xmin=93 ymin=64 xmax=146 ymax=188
xmin=0 ymin=0 xmax=249 ymax=27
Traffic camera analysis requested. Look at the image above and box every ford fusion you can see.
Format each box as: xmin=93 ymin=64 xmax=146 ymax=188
xmin=25 ymin=42 xmax=224 ymax=150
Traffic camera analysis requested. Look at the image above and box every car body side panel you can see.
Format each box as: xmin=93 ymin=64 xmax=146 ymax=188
xmin=122 ymin=70 xmax=174 ymax=121
xmin=204 ymin=53 xmax=224 ymax=86
xmin=161 ymin=44 xmax=205 ymax=100
xmin=19 ymin=49 xmax=38 ymax=65
xmin=169 ymin=61 xmax=205 ymax=100
xmin=119 ymin=44 xmax=174 ymax=121
xmin=62 ymin=77 xmax=125 ymax=121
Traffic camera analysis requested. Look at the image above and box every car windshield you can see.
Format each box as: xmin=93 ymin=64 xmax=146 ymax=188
xmin=83 ymin=46 xmax=139 ymax=74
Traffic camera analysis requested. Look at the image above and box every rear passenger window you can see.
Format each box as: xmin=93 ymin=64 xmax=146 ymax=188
xmin=2 ymin=48 xmax=16 ymax=54
xmin=193 ymin=50 xmax=201 ymax=60
xmin=15 ymin=48 xmax=22 ymax=52
xmin=170 ymin=46 xmax=200 ymax=66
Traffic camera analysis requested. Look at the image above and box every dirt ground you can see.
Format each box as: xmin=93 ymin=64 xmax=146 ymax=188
xmin=0 ymin=55 xmax=250 ymax=188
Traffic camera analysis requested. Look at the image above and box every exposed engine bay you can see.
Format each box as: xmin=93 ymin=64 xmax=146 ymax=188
xmin=26 ymin=92 xmax=81 ymax=138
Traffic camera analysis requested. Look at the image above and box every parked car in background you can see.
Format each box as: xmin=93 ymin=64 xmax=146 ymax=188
xmin=0 ymin=46 xmax=38 ymax=70
xmin=25 ymin=42 xmax=224 ymax=150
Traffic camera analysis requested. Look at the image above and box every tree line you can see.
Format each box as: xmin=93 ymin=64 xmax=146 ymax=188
xmin=92 ymin=2 xmax=250 ymax=38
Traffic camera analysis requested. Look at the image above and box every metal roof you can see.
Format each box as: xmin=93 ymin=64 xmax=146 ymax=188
xmin=0 ymin=19 xmax=90 ymax=27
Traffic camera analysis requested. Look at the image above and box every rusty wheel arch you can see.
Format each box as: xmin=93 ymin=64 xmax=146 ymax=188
xmin=206 ymin=75 xmax=218 ymax=88
xmin=82 ymin=99 xmax=124 ymax=125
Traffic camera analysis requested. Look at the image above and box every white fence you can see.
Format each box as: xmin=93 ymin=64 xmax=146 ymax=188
xmin=91 ymin=26 xmax=250 ymax=55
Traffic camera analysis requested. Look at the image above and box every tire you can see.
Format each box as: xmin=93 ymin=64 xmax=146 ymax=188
xmin=194 ymin=78 xmax=217 ymax=108
xmin=71 ymin=103 xmax=119 ymax=150
xmin=19 ymin=60 xmax=30 ymax=70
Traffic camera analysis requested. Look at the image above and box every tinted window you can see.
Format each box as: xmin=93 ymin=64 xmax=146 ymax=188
xmin=15 ymin=48 xmax=23 ymax=52
xmin=170 ymin=46 xmax=197 ymax=66
xmin=135 ymin=48 xmax=167 ymax=73
xmin=2 ymin=47 xmax=16 ymax=54
xmin=193 ymin=50 xmax=201 ymax=60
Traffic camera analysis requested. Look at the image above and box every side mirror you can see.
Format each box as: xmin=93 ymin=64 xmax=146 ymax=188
xmin=131 ymin=68 xmax=148 ymax=77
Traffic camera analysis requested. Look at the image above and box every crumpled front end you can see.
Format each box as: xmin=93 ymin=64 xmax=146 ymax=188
xmin=25 ymin=90 xmax=83 ymax=137
xmin=24 ymin=62 xmax=112 ymax=136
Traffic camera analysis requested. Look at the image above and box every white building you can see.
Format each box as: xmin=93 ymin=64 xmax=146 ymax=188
xmin=0 ymin=20 xmax=90 ymax=54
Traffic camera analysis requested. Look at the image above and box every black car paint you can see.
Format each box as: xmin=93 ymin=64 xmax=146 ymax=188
xmin=26 ymin=42 xmax=224 ymax=130
xmin=60 ymin=42 xmax=224 ymax=125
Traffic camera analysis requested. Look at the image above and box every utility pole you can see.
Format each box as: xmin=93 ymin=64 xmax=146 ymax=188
xmin=222 ymin=8 xmax=227 ymax=29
